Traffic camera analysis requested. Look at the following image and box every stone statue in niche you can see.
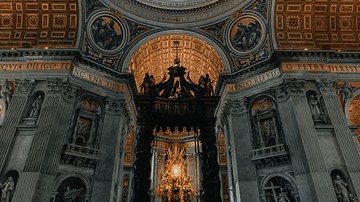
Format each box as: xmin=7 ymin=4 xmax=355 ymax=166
xmin=260 ymin=118 xmax=277 ymax=147
xmin=140 ymin=73 xmax=155 ymax=95
xmin=198 ymin=73 xmax=214 ymax=96
xmin=340 ymin=82 xmax=354 ymax=105
xmin=307 ymin=93 xmax=328 ymax=124
xmin=0 ymin=177 xmax=15 ymax=202
xmin=231 ymin=18 xmax=262 ymax=52
xmin=28 ymin=95 xmax=43 ymax=118
xmin=0 ymin=79 xmax=13 ymax=111
xmin=73 ymin=117 xmax=92 ymax=146
xmin=278 ymin=187 xmax=290 ymax=202
xmin=91 ymin=16 xmax=123 ymax=50
xmin=333 ymin=175 xmax=354 ymax=202
xmin=63 ymin=186 xmax=83 ymax=202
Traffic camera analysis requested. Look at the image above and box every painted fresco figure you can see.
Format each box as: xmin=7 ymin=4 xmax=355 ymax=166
xmin=92 ymin=17 xmax=122 ymax=50
xmin=232 ymin=20 xmax=261 ymax=51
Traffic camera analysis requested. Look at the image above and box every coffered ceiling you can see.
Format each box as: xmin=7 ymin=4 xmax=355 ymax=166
xmin=129 ymin=34 xmax=224 ymax=92
xmin=275 ymin=0 xmax=360 ymax=51
xmin=0 ymin=0 xmax=78 ymax=49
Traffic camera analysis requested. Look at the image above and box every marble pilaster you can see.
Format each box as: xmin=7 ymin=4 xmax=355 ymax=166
xmin=91 ymin=99 xmax=126 ymax=202
xmin=224 ymin=98 xmax=260 ymax=202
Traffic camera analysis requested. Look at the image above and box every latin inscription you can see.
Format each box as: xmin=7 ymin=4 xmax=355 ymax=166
xmin=72 ymin=67 xmax=126 ymax=93
xmin=227 ymin=68 xmax=281 ymax=92
xmin=0 ymin=61 xmax=72 ymax=71
xmin=281 ymin=62 xmax=360 ymax=72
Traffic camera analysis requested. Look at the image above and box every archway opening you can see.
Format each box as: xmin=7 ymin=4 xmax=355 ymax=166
xmin=128 ymin=34 xmax=225 ymax=93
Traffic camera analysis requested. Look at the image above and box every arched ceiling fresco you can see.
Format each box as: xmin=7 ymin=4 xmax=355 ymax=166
xmin=275 ymin=0 xmax=360 ymax=51
xmin=0 ymin=0 xmax=78 ymax=49
xmin=128 ymin=34 xmax=224 ymax=92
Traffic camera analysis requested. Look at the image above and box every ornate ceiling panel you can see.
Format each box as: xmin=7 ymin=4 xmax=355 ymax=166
xmin=275 ymin=0 xmax=360 ymax=51
xmin=129 ymin=34 xmax=224 ymax=92
xmin=0 ymin=0 xmax=78 ymax=49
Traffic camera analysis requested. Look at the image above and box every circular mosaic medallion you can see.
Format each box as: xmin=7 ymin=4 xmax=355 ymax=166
xmin=87 ymin=14 xmax=126 ymax=54
xmin=227 ymin=15 xmax=265 ymax=55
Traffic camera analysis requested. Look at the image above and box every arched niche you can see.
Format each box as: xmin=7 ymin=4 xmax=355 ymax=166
xmin=68 ymin=95 xmax=103 ymax=149
xmin=306 ymin=90 xmax=330 ymax=125
xmin=52 ymin=175 xmax=89 ymax=202
xmin=260 ymin=173 xmax=300 ymax=202
xmin=330 ymin=168 xmax=358 ymax=202
xmin=122 ymin=31 xmax=231 ymax=93
xmin=249 ymin=95 xmax=284 ymax=149
xmin=346 ymin=89 xmax=360 ymax=144
xmin=0 ymin=170 xmax=20 ymax=202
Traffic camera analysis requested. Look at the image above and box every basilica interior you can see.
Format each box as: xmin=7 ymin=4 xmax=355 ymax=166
xmin=0 ymin=0 xmax=360 ymax=202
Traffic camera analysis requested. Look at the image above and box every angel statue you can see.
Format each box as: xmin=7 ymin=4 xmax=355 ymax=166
xmin=199 ymin=74 xmax=214 ymax=96
xmin=140 ymin=73 xmax=155 ymax=95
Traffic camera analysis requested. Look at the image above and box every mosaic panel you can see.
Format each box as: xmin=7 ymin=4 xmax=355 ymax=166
xmin=0 ymin=0 xmax=78 ymax=49
xmin=275 ymin=0 xmax=360 ymax=51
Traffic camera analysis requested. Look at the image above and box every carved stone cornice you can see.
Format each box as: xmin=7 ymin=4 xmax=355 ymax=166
xmin=14 ymin=79 xmax=35 ymax=95
xmin=105 ymin=98 xmax=125 ymax=114
xmin=316 ymin=79 xmax=336 ymax=95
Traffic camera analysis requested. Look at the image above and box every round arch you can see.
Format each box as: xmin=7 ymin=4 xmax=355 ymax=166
xmin=121 ymin=30 xmax=232 ymax=92
xmin=52 ymin=173 xmax=91 ymax=195
xmin=344 ymin=89 xmax=360 ymax=126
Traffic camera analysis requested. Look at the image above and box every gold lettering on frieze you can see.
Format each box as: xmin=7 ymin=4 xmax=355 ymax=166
xmin=72 ymin=67 xmax=127 ymax=93
xmin=0 ymin=61 xmax=72 ymax=71
xmin=281 ymin=62 xmax=360 ymax=73
xmin=227 ymin=68 xmax=281 ymax=92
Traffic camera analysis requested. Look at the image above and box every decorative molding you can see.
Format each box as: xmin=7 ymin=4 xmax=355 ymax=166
xmin=46 ymin=78 xmax=65 ymax=94
xmin=105 ymin=98 xmax=124 ymax=114
xmin=272 ymin=81 xmax=289 ymax=101
xmin=62 ymin=82 xmax=78 ymax=101
xmin=285 ymin=79 xmax=305 ymax=95
xmin=14 ymin=79 xmax=35 ymax=95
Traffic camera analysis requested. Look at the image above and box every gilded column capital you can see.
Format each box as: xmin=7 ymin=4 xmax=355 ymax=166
xmin=316 ymin=79 xmax=336 ymax=95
